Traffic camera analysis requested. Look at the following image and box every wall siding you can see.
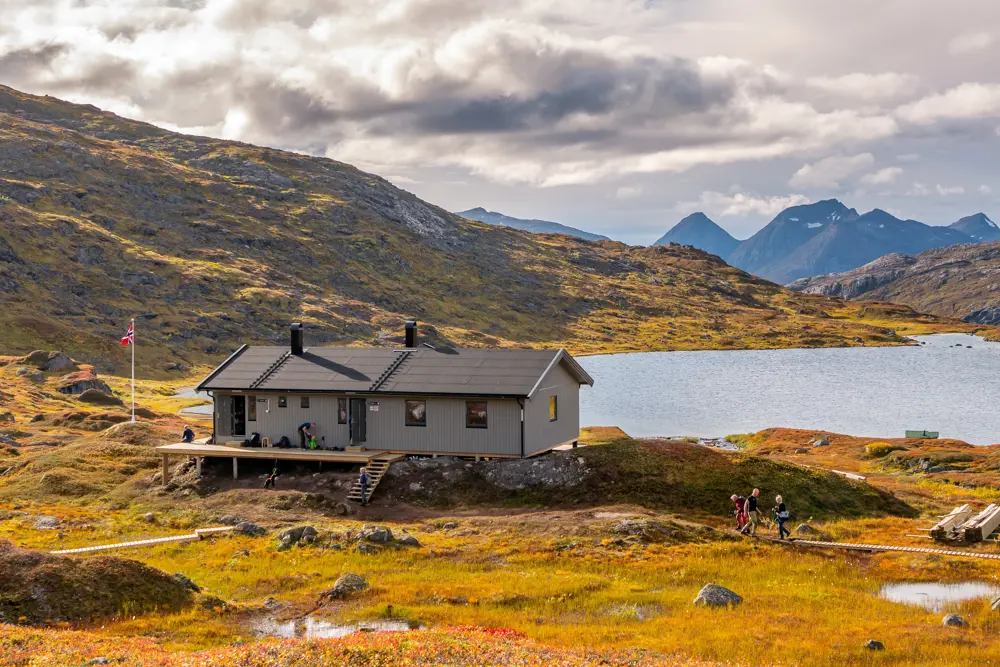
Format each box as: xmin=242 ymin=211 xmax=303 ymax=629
xmin=523 ymin=362 xmax=581 ymax=456
xmin=213 ymin=392 xmax=521 ymax=456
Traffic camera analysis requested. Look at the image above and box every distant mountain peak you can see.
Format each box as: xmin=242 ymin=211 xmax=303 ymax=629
xmin=456 ymin=208 xmax=611 ymax=242
xmin=950 ymin=212 xmax=1000 ymax=241
xmin=653 ymin=212 xmax=740 ymax=258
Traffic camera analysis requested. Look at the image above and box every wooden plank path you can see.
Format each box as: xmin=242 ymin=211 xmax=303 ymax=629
xmin=51 ymin=527 xmax=233 ymax=556
xmin=763 ymin=536 xmax=1000 ymax=561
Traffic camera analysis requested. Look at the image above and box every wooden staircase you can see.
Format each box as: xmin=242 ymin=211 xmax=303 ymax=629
xmin=347 ymin=454 xmax=403 ymax=504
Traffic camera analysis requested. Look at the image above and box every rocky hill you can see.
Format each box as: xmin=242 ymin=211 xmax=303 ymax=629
xmin=949 ymin=213 xmax=1000 ymax=242
xmin=789 ymin=242 xmax=1000 ymax=325
xmin=652 ymin=212 xmax=740 ymax=258
xmin=727 ymin=200 xmax=973 ymax=284
xmin=0 ymin=86 xmax=974 ymax=376
xmin=456 ymin=207 xmax=610 ymax=241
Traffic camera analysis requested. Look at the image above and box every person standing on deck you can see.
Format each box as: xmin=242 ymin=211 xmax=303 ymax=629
xmin=359 ymin=467 xmax=370 ymax=507
xmin=298 ymin=422 xmax=315 ymax=449
xmin=774 ymin=495 xmax=791 ymax=540
xmin=743 ymin=488 xmax=762 ymax=536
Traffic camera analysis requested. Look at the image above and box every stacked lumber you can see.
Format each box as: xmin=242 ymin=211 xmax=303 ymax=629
xmin=959 ymin=504 xmax=1000 ymax=543
xmin=930 ymin=504 xmax=973 ymax=541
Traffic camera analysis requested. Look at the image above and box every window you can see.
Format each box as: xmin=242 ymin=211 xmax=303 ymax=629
xmin=549 ymin=395 xmax=558 ymax=422
xmin=300 ymin=396 xmax=310 ymax=409
xmin=405 ymin=400 xmax=426 ymax=427
xmin=278 ymin=396 xmax=287 ymax=408
xmin=466 ymin=401 xmax=488 ymax=429
xmin=248 ymin=396 xmax=257 ymax=421
xmin=338 ymin=398 xmax=348 ymax=424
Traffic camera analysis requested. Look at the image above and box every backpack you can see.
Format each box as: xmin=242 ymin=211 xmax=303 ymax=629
xmin=249 ymin=432 xmax=262 ymax=448
xmin=276 ymin=436 xmax=291 ymax=449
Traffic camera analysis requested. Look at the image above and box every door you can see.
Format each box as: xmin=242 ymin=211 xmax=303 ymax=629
xmin=231 ymin=395 xmax=246 ymax=437
xmin=349 ymin=398 xmax=367 ymax=444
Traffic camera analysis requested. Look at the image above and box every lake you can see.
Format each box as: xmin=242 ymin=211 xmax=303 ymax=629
xmin=578 ymin=333 xmax=1000 ymax=445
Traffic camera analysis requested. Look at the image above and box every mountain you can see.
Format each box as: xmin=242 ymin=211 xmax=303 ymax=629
xmin=949 ymin=213 xmax=1000 ymax=242
xmin=456 ymin=207 xmax=610 ymax=241
xmin=653 ymin=212 xmax=740 ymax=258
xmin=789 ymin=242 xmax=1000 ymax=325
xmin=0 ymin=85 xmax=969 ymax=373
xmin=727 ymin=200 xmax=973 ymax=284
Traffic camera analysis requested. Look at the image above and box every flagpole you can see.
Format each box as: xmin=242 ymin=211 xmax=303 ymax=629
xmin=131 ymin=317 xmax=135 ymax=423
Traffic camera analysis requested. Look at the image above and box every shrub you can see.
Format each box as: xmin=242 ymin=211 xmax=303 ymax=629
xmin=865 ymin=442 xmax=900 ymax=459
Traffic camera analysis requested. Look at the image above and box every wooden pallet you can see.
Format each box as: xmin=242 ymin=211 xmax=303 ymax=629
xmin=51 ymin=527 xmax=233 ymax=555
xmin=347 ymin=454 xmax=404 ymax=503
xmin=929 ymin=504 xmax=974 ymax=541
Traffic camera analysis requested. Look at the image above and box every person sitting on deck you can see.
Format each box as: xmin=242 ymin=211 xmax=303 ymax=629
xmin=359 ymin=467 xmax=370 ymax=507
xmin=298 ymin=422 xmax=315 ymax=449
xmin=181 ymin=427 xmax=195 ymax=443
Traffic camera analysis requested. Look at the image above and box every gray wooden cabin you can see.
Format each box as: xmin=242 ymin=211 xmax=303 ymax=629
xmin=197 ymin=323 xmax=594 ymax=458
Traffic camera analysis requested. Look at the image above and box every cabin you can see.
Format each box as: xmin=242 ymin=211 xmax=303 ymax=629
xmin=193 ymin=322 xmax=594 ymax=459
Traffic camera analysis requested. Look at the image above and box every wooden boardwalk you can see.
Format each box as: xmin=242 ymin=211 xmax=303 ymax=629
xmin=51 ymin=527 xmax=233 ymax=555
xmin=764 ymin=536 xmax=1000 ymax=561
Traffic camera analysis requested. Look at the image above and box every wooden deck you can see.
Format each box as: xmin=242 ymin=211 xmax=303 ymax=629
xmin=155 ymin=442 xmax=386 ymax=485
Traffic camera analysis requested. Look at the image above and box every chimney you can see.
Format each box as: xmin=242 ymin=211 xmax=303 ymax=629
xmin=290 ymin=322 xmax=304 ymax=355
xmin=404 ymin=320 xmax=418 ymax=348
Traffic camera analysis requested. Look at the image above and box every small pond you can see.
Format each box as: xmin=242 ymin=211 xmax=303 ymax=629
xmin=252 ymin=616 xmax=421 ymax=639
xmin=880 ymin=582 xmax=1000 ymax=612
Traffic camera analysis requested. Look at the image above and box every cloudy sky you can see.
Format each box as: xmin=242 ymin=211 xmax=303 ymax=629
xmin=2 ymin=0 xmax=999 ymax=243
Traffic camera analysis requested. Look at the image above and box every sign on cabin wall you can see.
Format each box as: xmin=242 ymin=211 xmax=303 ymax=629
xmin=369 ymin=402 xmax=380 ymax=412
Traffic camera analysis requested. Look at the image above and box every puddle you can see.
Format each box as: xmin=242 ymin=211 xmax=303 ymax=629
xmin=880 ymin=582 xmax=1000 ymax=612
xmin=252 ymin=616 xmax=421 ymax=639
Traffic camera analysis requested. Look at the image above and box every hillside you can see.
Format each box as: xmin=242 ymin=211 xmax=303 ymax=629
xmin=789 ymin=242 xmax=1000 ymax=325
xmin=456 ymin=207 xmax=611 ymax=241
xmin=652 ymin=213 xmax=740 ymax=258
xmin=0 ymin=86 xmax=978 ymax=377
xmin=727 ymin=200 xmax=974 ymax=283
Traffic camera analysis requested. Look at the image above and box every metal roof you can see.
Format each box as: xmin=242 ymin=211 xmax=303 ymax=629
xmin=197 ymin=345 xmax=594 ymax=397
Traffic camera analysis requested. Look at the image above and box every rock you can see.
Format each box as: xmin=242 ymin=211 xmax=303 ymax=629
xmin=358 ymin=524 xmax=393 ymax=543
xmin=172 ymin=573 xmax=201 ymax=592
xmin=78 ymin=389 xmax=124 ymax=406
xmin=43 ymin=352 xmax=76 ymax=372
xmin=199 ymin=594 xmax=228 ymax=610
xmin=82 ymin=659 xmax=109 ymax=666
xmin=143 ymin=512 xmax=156 ymax=523
xmin=16 ymin=367 xmax=43 ymax=382
xmin=333 ymin=502 xmax=350 ymax=516
xmin=397 ymin=532 xmax=421 ymax=547
xmin=943 ymin=613 xmax=968 ymax=627
xmin=0 ymin=412 xmax=13 ymax=423
xmin=234 ymin=521 xmax=266 ymax=537
xmin=795 ymin=523 xmax=818 ymax=535
xmin=442 ymin=521 xmax=458 ymax=530
xmin=33 ymin=515 xmax=62 ymax=530
xmin=218 ymin=515 xmax=243 ymax=526
xmin=325 ymin=573 xmax=369 ymax=599
xmin=864 ymin=640 xmax=885 ymax=651
xmin=356 ymin=543 xmax=381 ymax=555
xmin=692 ymin=584 xmax=742 ymax=608
xmin=793 ymin=448 xmax=808 ymax=454
xmin=263 ymin=597 xmax=281 ymax=611
xmin=278 ymin=525 xmax=317 ymax=549
xmin=57 ymin=370 xmax=113 ymax=395
xmin=811 ymin=437 xmax=830 ymax=447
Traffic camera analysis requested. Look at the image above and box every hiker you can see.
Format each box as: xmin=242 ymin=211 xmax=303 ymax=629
xmin=774 ymin=495 xmax=791 ymax=540
xmin=359 ymin=467 xmax=370 ymax=507
xmin=264 ymin=467 xmax=278 ymax=490
xmin=298 ymin=422 xmax=315 ymax=449
xmin=742 ymin=488 xmax=762 ymax=536
xmin=730 ymin=494 xmax=748 ymax=531
xmin=181 ymin=426 xmax=195 ymax=443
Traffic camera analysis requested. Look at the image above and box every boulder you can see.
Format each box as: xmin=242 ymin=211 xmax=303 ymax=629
xmin=863 ymin=640 xmax=885 ymax=651
xmin=358 ymin=524 xmax=393 ymax=543
xmin=793 ymin=448 xmax=808 ymax=454
xmin=397 ymin=532 xmax=421 ymax=547
xmin=324 ymin=573 xmax=369 ymax=599
xmin=795 ymin=523 xmax=818 ymax=535
xmin=57 ymin=371 xmax=112 ymax=396
xmin=811 ymin=437 xmax=830 ymax=447
xmin=218 ymin=515 xmax=243 ymax=526
xmin=278 ymin=525 xmax=317 ymax=549
xmin=234 ymin=521 xmax=266 ymax=537
xmin=15 ymin=367 xmax=43 ymax=382
xmin=43 ymin=352 xmax=76 ymax=372
xmin=143 ymin=512 xmax=156 ymax=523
xmin=356 ymin=543 xmax=381 ymax=555
xmin=33 ymin=515 xmax=62 ymax=530
xmin=692 ymin=584 xmax=742 ymax=608
xmin=442 ymin=521 xmax=458 ymax=530
xmin=77 ymin=389 xmax=124 ymax=406
xmin=943 ymin=614 xmax=968 ymax=627
xmin=172 ymin=573 xmax=201 ymax=593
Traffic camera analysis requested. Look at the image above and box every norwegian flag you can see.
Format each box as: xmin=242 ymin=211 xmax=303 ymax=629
xmin=120 ymin=321 xmax=134 ymax=346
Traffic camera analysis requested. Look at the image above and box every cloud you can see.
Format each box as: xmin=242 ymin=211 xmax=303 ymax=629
xmin=896 ymin=153 xmax=920 ymax=162
xmin=615 ymin=185 xmax=642 ymax=200
xmin=948 ymin=32 xmax=995 ymax=55
xmin=861 ymin=167 xmax=903 ymax=185
xmin=789 ymin=153 xmax=875 ymax=189
xmin=980 ymin=185 xmax=993 ymax=194
xmin=907 ymin=183 xmax=931 ymax=196
xmin=898 ymin=84 xmax=1000 ymax=124
xmin=936 ymin=184 xmax=965 ymax=196
xmin=677 ymin=191 xmax=809 ymax=217
xmin=806 ymin=72 xmax=920 ymax=100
